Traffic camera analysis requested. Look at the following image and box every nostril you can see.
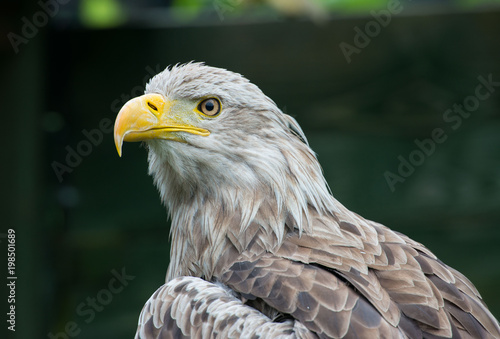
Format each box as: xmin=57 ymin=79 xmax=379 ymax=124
xmin=148 ymin=102 xmax=158 ymax=111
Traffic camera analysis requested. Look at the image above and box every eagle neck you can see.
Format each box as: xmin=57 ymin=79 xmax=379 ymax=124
xmin=148 ymin=136 xmax=341 ymax=282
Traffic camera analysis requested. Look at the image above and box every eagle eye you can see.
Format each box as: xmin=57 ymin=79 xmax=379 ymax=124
xmin=198 ymin=98 xmax=221 ymax=117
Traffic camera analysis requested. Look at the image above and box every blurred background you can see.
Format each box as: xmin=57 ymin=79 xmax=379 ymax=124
xmin=1 ymin=0 xmax=500 ymax=338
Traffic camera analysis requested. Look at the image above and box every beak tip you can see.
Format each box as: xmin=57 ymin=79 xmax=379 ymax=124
xmin=115 ymin=141 xmax=123 ymax=157
xmin=114 ymin=131 xmax=124 ymax=157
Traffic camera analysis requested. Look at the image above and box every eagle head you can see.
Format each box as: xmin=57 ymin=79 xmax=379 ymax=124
xmin=114 ymin=62 xmax=338 ymax=278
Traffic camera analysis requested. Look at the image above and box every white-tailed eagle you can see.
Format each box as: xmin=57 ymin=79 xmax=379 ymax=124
xmin=114 ymin=63 xmax=500 ymax=338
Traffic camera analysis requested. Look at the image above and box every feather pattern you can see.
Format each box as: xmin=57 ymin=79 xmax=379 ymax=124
xmin=120 ymin=63 xmax=500 ymax=338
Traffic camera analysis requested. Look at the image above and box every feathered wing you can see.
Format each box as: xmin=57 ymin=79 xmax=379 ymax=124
xmin=134 ymin=276 xmax=317 ymax=338
xmin=218 ymin=207 xmax=500 ymax=338
xmin=218 ymin=252 xmax=405 ymax=338
xmin=135 ymin=207 xmax=500 ymax=339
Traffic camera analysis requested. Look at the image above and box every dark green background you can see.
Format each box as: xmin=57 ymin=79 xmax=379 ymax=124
xmin=1 ymin=3 xmax=500 ymax=339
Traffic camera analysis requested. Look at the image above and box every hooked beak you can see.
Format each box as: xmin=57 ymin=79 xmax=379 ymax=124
xmin=113 ymin=93 xmax=210 ymax=156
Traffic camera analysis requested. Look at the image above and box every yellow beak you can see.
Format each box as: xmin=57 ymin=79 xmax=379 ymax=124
xmin=113 ymin=93 xmax=210 ymax=156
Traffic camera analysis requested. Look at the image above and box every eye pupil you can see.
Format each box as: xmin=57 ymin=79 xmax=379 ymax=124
xmin=205 ymin=101 xmax=214 ymax=112
xmin=198 ymin=98 xmax=221 ymax=116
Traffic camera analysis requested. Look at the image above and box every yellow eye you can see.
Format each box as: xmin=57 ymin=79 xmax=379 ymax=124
xmin=198 ymin=98 xmax=221 ymax=117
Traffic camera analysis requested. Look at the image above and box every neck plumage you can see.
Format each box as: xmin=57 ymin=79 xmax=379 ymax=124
xmin=146 ymin=131 xmax=341 ymax=282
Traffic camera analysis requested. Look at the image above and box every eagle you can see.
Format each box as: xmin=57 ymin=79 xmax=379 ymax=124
xmin=113 ymin=62 xmax=500 ymax=338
